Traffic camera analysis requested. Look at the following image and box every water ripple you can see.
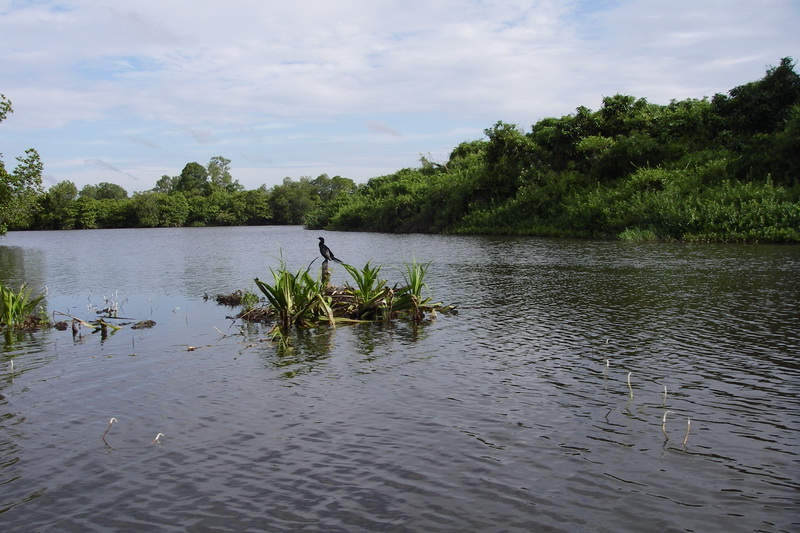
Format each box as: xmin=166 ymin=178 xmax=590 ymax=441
xmin=0 ymin=229 xmax=798 ymax=532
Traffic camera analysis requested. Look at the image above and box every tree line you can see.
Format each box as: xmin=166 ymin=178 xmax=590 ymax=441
xmin=2 ymin=57 xmax=799 ymax=242
xmin=2 ymin=152 xmax=357 ymax=231
xmin=307 ymin=57 xmax=800 ymax=243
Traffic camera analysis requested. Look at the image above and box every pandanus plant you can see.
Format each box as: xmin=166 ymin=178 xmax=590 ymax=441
xmin=252 ymin=259 xmax=455 ymax=334
xmin=395 ymin=259 xmax=432 ymax=321
xmin=341 ymin=261 xmax=390 ymax=320
xmin=254 ymin=265 xmax=334 ymax=332
xmin=0 ymin=282 xmax=46 ymax=328
xmin=340 ymin=260 xmax=439 ymax=321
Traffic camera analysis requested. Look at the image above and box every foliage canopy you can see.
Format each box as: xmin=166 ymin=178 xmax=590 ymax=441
xmin=2 ymin=58 xmax=799 ymax=242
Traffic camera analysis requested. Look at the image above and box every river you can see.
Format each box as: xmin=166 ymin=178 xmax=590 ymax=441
xmin=1 ymin=226 xmax=798 ymax=532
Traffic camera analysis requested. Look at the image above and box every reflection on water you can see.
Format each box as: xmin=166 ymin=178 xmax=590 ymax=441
xmin=0 ymin=227 xmax=798 ymax=532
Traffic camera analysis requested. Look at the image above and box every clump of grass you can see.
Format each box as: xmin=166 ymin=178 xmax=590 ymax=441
xmin=618 ymin=227 xmax=659 ymax=242
xmin=240 ymin=290 xmax=260 ymax=309
xmin=212 ymin=289 xmax=261 ymax=308
xmin=0 ymin=282 xmax=47 ymax=329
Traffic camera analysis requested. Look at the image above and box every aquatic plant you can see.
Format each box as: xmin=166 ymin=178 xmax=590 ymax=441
xmin=211 ymin=289 xmax=260 ymax=308
xmin=249 ymin=259 xmax=455 ymax=335
xmin=0 ymin=282 xmax=47 ymax=328
xmin=341 ymin=261 xmax=389 ymax=319
xmin=394 ymin=259 xmax=432 ymax=321
xmin=401 ymin=260 xmax=430 ymax=301
xmin=683 ymin=418 xmax=691 ymax=448
xmin=102 ymin=417 xmax=118 ymax=442
xmin=662 ymin=410 xmax=674 ymax=439
xmin=254 ymin=263 xmax=334 ymax=332
xmin=338 ymin=260 xmax=449 ymax=322
xmin=240 ymin=290 xmax=260 ymax=309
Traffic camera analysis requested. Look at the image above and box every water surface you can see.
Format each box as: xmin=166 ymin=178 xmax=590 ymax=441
xmin=1 ymin=227 xmax=798 ymax=532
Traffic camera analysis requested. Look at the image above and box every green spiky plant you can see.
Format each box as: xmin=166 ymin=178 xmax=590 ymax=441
xmin=248 ymin=259 xmax=456 ymax=335
xmin=341 ymin=261 xmax=390 ymax=319
xmin=254 ymin=264 xmax=334 ymax=333
xmin=0 ymin=282 xmax=47 ymax=328
xmin=395 ymin=259 xmax=432 ymax=320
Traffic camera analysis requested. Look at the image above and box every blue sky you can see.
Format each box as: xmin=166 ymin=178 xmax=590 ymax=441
xmin=1 ymin=0 xmax=798 ymax=194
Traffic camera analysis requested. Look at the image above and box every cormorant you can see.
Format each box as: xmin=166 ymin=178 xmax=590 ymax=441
xmin=318 ymin=237 xmax=342 ymax=263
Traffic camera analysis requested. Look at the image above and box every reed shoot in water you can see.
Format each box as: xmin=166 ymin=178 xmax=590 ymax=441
xmin=662 ymin=410 xmax=674 ymax=439
xmin=683 ymin=418 xmax=691 ymax=447
xmin=102 ymin=417 xmax=118 ymax=441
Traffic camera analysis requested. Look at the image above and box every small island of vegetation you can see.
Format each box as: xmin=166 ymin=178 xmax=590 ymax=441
xmin=243 ymin=260 xmax=456 ymax=343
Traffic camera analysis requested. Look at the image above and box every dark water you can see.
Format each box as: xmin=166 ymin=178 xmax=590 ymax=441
xmin=0 ymin=227 xmax=798 ymax=532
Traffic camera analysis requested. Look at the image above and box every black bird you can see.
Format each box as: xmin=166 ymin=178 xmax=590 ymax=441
xmin=318 ymin=237 xmax=342 ymax=263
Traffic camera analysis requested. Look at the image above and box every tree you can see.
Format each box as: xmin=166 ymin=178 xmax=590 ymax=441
xmin=73 ymin=196 xmax=100 ymax=229
xmin=207 ymin=156 xmax=242 ymax=192
xmin=174 ymin=162 xmax=210 ymax=196
xmin=36 ymin=181 xmax=78 ymax=229
xmin=131 ymin=191 xmax=189 ymax=227
xmin=80 ymin=182 xmax=128 ymax=200
xmin=711 ymin=57 xmax=800 ymax=183
xmin=771 ymin=104 xmax=800 ymax=185
xmin=304 ymin=174 xmax=358 ymax=228
xmin=131 ymin=191 xmax=161 ymax=227
xmin=482 ymin=121 xmax=538 ymax=201
xmin=712 ymin=57 xmax=800 ymax=136
xmin=0 ymin=94 xmax=11 ymax=123
xmin=311 ymin=174 xmax=357 ymax=202
xmin=268 ymin=177 xmax=319 ymax=224
xmin=0 ymin=95 xmax=44 ymax=234
xmin=239 ymin=187 xmax=272 ymax=224
xmin=153 ymin=174 xmax=178 ymax=194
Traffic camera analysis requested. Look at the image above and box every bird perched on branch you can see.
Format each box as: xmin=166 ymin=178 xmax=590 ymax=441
xmin=318 ymin=237 xmax=342 ymax=263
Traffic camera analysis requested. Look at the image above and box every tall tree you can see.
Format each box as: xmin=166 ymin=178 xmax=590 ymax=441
xmin=153 ymin=174 xmax=178 ymax=194
xmin=80 ymin=182 xmax=128 ymax=200
xmin=37 ymin=180 xmax=78 ymax=230
xmin=207 ymin=156 xmax=242 ymax=192
xmin=174 ymin=162 xmax=210 ymax=196
xmin=712 ymin=57 xmax=800 ymax=135
xmin=269 ymin=177 xmax=319 ymax=224
xmin=0 ymin=94 xmax=44 ymax=234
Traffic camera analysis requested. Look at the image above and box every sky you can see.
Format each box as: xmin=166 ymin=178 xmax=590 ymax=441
xmin=1 ymin=0 xmax=798 ymax=194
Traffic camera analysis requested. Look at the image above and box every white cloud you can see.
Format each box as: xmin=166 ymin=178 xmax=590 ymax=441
xmin=1 ymin=0 xmax=798 ymax=193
